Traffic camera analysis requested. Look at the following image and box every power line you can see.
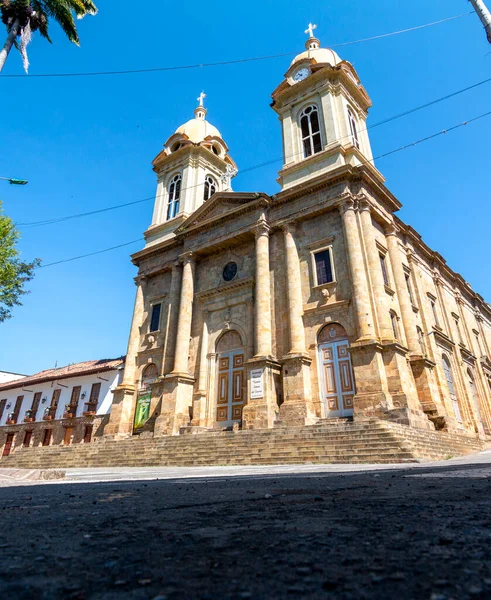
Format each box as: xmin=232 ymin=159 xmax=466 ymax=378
xmin=36 ymin=238 xmax=144 ymax=269
xmin=18 ymin=73 xmax=491 ymax=230
xmin=34 ymin=108 xmax=491 ymax=270
xmin=0 ymin=13 xmax=472 ymax=79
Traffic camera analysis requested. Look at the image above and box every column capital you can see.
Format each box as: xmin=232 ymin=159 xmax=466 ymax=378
xmin=384 ymin=222 xmax=399 ymax=237
xmin=280 ymin=221 xmax=297 ymax=234
xmin=171 ymin=260 xmax=182 ymax=273
xmin=255 ymin=220 xmax=270 ymax=239
xmin=180 ymin=251 xmax=196 ymax=266
xmin=455 ymin=292 xmax=465 ymax=306
xmin=474 ymin=311 xmax=484 ymax=323
xmin=433 ymin=273 xmax=443 ymax=288
xmin=338 ymin=198 xmax=356 ymax=215
xmin=358 ymin=198 xmax=372 ymax=213
xmin=134 ymin=274 xmax=147 ymax=286
xmin=406 ymin=249 xmax=416 ymax=264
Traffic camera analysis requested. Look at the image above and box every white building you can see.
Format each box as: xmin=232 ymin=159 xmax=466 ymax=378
xmin=0 ymin=357 xmax=124 ymax=455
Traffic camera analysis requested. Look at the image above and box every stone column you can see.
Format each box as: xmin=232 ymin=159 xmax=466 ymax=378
xmin=156 ymin=253 xmax=196 ymax=436
xmin=339 ymin=200 xmax=374 ymax=340
xmin=105 ymin=277 xmax=145 ymax=437
xmin=162 ymin=262 xmax=183 ymax=375
xmin=123 ymin=278 xmax=145 ymax=384
xmin=243 ymin=219 xmax=281 ymax=430
xmin=283 ymin=223 xmax=307 ymax=354
xmin=171 ymin=252 xmax=196 ymax=375
xmin=192 ymin=311 xmax=209 ymax=428
xmin=359 ymin=201 xmax=393 ymax=342
xmin=385 ymin=225 xmax=421 ymax=354
xmin=254 ymin=221 xmax=272 ymax=358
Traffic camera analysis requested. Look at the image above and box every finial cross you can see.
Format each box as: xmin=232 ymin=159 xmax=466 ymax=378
xmin=305 ymin=22 xmax=317 ymax=38
xmin=197 ymin=91 xmax=206 ymax=107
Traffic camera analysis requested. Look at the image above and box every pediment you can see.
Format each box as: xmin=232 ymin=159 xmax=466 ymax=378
xmin=176 ymin=192 xmax=270 ymax=234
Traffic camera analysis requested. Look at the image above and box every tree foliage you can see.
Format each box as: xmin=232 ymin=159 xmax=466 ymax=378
xmin=0 ymin=201 xmax=40 ymax=322
xmin=1 ymin=0 xmax=98 ymax=46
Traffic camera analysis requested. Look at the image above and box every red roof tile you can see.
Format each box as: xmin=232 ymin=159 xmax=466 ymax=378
xmin=0 ymin=357 xmax=125 ymax=392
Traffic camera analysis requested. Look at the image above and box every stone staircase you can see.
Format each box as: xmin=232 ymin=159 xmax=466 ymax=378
xmin=0 ymin=419 xmax=483 ymax=470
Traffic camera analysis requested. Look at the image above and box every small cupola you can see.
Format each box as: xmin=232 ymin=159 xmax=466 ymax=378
xmin=145 ymin=94 xmax=238 ymax=247
xmin=271 ymin=24 xmax=380 ymax=191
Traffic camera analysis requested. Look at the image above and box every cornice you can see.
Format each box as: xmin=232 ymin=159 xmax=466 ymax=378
xmin=394 ymin=216 xmax=491 ymax=324
xmin=131 ymin=237 xmax=183 ymax=266
xmin=197 ymin=277 xmax=254 ymax=302
xmin=273 ymin=163 xmax=401 ymax=214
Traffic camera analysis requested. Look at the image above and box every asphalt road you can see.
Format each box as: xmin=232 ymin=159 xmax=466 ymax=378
xmin=1 ymin=454 xmax=491 ymax=599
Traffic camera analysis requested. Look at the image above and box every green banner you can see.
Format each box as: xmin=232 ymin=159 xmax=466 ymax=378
xmin=133 ymin=392 xmax=151 ymax=433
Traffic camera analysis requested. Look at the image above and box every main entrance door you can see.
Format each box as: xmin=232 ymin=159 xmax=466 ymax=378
xmin=319 ymin=339 xmax=355 ymax=418
xmin=216 ymin=349 xmax=245 ymax=427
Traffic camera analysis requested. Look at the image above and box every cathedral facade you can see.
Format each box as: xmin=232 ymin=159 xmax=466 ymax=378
xmin=105 ymin=29 xmax=491 ymax=442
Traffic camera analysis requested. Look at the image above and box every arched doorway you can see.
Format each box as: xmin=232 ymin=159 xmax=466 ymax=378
xmin=317 ymin=323 xmax=355 ymax=418
xmin=215 ymin=330 xmax=245 ymax=427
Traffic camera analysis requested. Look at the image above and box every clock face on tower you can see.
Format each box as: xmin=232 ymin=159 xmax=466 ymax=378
xmin=293 ymin=67 xmax=310 ymax=83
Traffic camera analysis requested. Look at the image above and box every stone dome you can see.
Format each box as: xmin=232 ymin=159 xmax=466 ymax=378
xmin=175 ymin=116 xmax=222 ymax=143
xmin=290 ymin=46 xmax=341 ymax=68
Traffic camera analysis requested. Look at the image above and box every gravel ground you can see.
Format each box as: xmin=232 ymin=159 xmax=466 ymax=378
xmin=1 ymin=455 xmax=491 ymax=599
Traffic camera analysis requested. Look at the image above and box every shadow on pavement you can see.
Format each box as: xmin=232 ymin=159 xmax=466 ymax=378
xmin=1 ymin=460 xmax=491 ymax=599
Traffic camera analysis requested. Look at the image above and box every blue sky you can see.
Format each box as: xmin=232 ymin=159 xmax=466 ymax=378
xmin=1 ymin=0 xmax=490 ymax=375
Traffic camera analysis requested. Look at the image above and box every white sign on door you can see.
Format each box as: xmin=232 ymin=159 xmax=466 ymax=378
xmin=250 ymin=368 xmax=264 ymax=399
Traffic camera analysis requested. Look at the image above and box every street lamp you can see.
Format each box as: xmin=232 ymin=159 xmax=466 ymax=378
xmin=0 ymin=176 xmax=28 ymax=185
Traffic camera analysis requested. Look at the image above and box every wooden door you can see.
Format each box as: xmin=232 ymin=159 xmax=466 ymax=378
xmin=42 ymin=429 xmax=52 ymax=447
xmin=319 ymin=340 xmax=355 ymax=418
xmin=63 ymin=427 xmax=73 ymax=445
xmin=23 ymin=431 xmax=33 ymax=447
xmin=216 ymin=350 xmax=245 ymax=427
xmin=3 ymin=433 xmax=14 ymax=457
xmin=83 ymin=425 xmax=93 ymax=443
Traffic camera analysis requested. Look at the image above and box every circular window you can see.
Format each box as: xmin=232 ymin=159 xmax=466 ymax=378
xmin=223 ymin=262 xmax=238 ymax=282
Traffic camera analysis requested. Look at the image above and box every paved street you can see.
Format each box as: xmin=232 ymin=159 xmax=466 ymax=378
xmin=1 ymin=453 xmax=491 ymax=599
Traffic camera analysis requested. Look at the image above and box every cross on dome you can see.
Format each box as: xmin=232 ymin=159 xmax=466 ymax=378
xmin=195 ymin=92 xmax=207 ymax=121
xmin=197 ymin=91 xmax=206 ymax=107
xmin=305 ymin=23 xmax=317 ymax=39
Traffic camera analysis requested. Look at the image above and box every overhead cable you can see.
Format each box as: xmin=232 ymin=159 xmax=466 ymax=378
xmin=0 ymin=13 xmax=472 ymax=79
xmin=33 ymin=109 xmax=491 ymax=270
xmin=19 ymin=73 xmax=491 ymax=229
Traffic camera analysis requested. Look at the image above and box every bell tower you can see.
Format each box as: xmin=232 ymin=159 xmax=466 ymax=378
xmin=271 ymin=24 xmax=380 ymax=191
xmin=145 ymin=94 xmax=238 ymax=247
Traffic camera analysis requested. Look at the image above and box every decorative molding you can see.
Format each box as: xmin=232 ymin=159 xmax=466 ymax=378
xmin=197 ymin=277 xmax=254 ymax=302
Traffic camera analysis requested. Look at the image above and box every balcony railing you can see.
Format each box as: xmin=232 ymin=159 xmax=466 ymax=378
xmin=43 ymin=407 xmax=57 ymax=421
xmin=83 ymin=402 xmax=98 ymax=417
xmin=63 ymin=404 xmax=78 ymax=419
xmin=6 ymin=413 xmax=18 ymax=425
xmin=24 ymin=409 xmax=36 ymax=423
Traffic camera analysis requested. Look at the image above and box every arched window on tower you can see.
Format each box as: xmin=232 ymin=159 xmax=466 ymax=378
xmin=167 ymin=174 xmax=182 ymax=220
xmin=203 ymin=175 xmax=217 ymax=201
xmin=348 ymin=108 xmax=360 ymax=150
xmin=442 ymin=354 xmax=462 ymax=423
xmin=299 ymin=105 xmax=322 ymax=158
